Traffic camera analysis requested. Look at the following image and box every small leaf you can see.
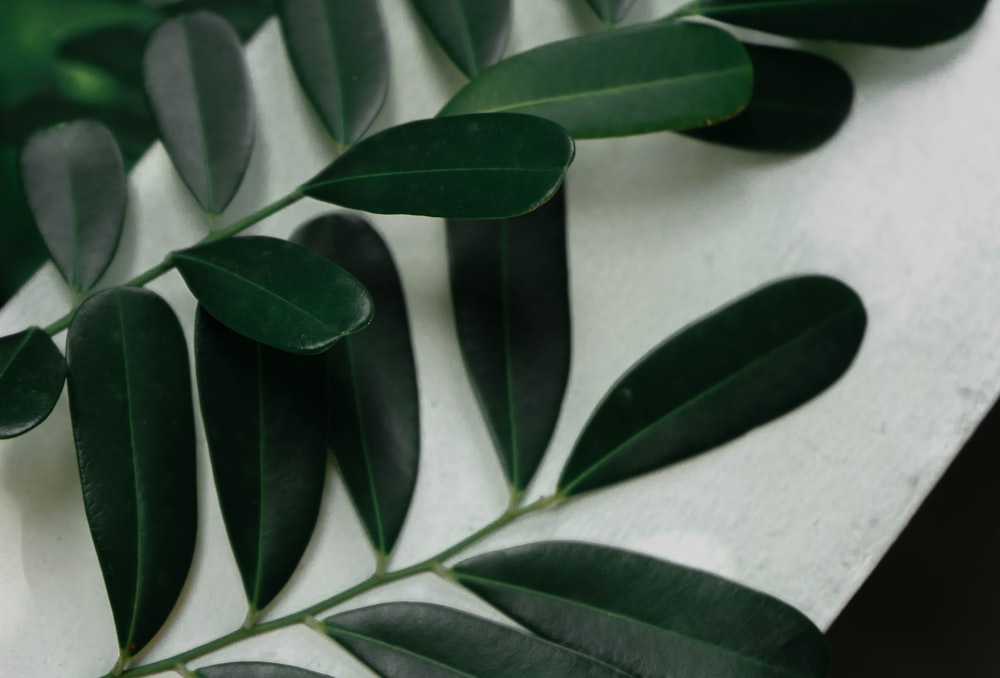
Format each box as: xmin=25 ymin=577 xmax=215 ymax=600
xmin=197 ymin=664 xmax=330 ymax=678
xmin=323 ymin=602 xmax=630 ymax=677
xmin=455 ymin=541 xmax=830 ymax=678
xmin=439 ymin=22 xmax=752 ymax=139
xmin=195 ymin=308 xmax=327 ymax=613
xmin=173 ymin=235 xmax=373 ymax=355
xmin=19 ymin=120 xmax=127 ymax=292
xmin=275 ymin=0 xmax=388 ymax=147
xmin=447 ymin=187 xmax=570 ymax=492
xmin=0 ymin=327 xmax=66 ymax=439
xmin=144 ymin=11 xmax=255 ymax=214
xmin=584 ymin=0 xmax=638 ymax=24
xmin=302 ymin=113 xmax=574 ymax=218
xmin=684 ymin=44 xmax=854 ymax=153
xmin=66 ymin=287 xmax=196 ymax=658
xmin=411 ymin=0 xmax=512 ymax=78
xmin=292 ymin=213 xmax=419 ymax=558
xmin=559 ymin=275 xmax=866 ymax=496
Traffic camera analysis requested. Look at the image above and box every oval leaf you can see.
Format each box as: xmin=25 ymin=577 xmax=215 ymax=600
xmin=195 ymin=308 xmax=327 ymax=613
xmin=0 ymin=327 xmax=66 ymax=439
xmin=144 ymin=11 xmax=255 ymax=214
xmin=323 ymin=602 xmax=629 ymax=677
xmin=439 ymin=22 xmax=752 ymax=139
xmin=411 ymin=0 xmax=512 ymax=78
xmin=275 ymin=0 xmax=388 ymax=147
xmin=173 ymin=235 xmax=373 ymax=355
xmin=559 ymin=275 xmax=866 ymax=496
xmin=292 ymin=213 xmax=419 ymax=558
xmin=302 ymin=113 xmax=574 ymax=218
xmin=447 ymin=187 xmax=570 ymax=492
xmin=198 ymin=664 xmax=332 ymax=678
xmin=684 ymin=44 xmax=854 ymax=153
xmin=455 ymin=541 xmax=830 ymax=678
xmin=66 ymin=287 xmax=196 ymax=658
xmin=585 ymin=0 xmax=638 ymax=24
xmin=19 ymin=120 xmax=127 ymax=292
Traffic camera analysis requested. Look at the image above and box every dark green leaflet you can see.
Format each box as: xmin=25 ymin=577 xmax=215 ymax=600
xmin=198 ymin=663 xmax=332 ymax=678
xmin=410 ymin=0 xmax=512 ymax=77
xmin=0 ymin=327 xmax=66 ymax=439
xmin=585 ymin=0 xmax=639 ymax=24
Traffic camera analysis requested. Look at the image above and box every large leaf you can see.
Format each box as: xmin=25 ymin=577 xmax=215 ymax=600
xmin=410 ymin=0 xmax=512 ymax=78
xmin=173 ymin=235 xmax=373 ymax=355
xmin=681 ymin=0 xmax=989 ymax=47
xmin=302 ymin=113 xmax=574 ymax=218
xmin=195 ymin=308 xmax=327 ymax=613
xmin=439 ymin=22 xmax=752 ymax=139
xmin=144 ymin=10 xmax=255 ymax=214
xmin=19 ymin=120 xmax=126 ymax=292
xmin=455 ymin=541 xmax=830 ymax=678
xmin=0 ymin=327 xmax=66 ymax=439
xmin=198 ymin=664 xmax=331 ymax=678
xmin=559 ymin=275 xmax=866 ymax=496
xmin=584 ymin=0 xmax=638 ymax=24
xmin=65 ymin=286 xmax=196 ymax=658
xmin=447 ymin=187 xmax=570 ymax=492
xmin=275 ymin=0 xmax=388 ymax=147
xmin=323 ymin=602 xmax=629 ymax=677
xmin=292 ymin=213 xmax=419 ymax=558
xmin=684 ymin=44 xmax=854 ymax=153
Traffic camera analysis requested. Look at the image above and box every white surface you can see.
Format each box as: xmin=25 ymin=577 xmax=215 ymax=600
xmin=2 ymin=1 xmax=1000 ymax=675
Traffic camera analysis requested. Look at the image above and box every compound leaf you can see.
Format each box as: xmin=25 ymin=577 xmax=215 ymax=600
xmin=0 ymin=327 xmax=66 ymax=439
xmin=411 ymin=0 xmax=512 ymax=78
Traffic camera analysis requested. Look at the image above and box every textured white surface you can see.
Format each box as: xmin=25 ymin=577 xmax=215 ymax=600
xmin=2 ymin=1 xmax=1000 ymax=675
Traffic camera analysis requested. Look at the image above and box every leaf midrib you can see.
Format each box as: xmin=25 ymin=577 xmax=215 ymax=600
xmin=179 ymin=16 xmax=217 ymax=214
xmin=327 ymin=626 xmax=476 ymax=676
xmin=306 ymin=165 xmax=561 ymax=189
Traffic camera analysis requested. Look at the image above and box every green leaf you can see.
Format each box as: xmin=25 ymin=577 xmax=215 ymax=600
xmin=194 ymin=308 xmax=327 ymax=613
xmin=682 ymin=0 xmax=989 ymax=47
xmin=198 ymin=664 xmax=331 ymax=678
xmin=302 ymin=113 xmax=574 ymax=218
xmin=447 ymin=187 xmax=570 ymax=492
xmin=65 ymin=286 xmax=196 ymax=658
xmin=323 ymin=602 xmax=630 ymax=677
xmin=19 ymin=120 xmax=127 ymax=292
xmin=291 ymin=213 xmax=419 ymax=558
xmin=410 ymin=0 xmax=512 ymax=78
xmin=163 ymin=0 xmax=274 ymax=40
xmin=584 ymin=0 xmax=638 ymax=24
xmin=684 ymin=44 xmax=854 ymax=153
xmin=173 ymin=235 xmax=373 ymax=355
xmin=439 ymin=22 xmax=752 ymax=139
xmin=144 ymin=10 xmax=254 ymax=214
xmin=455 ymin=541 xmax=830 ymax=678
xmin=275 ymin=0 xmax=388 ymax=147
xmin=0 ymin=327 xmax=66 ymax=439
xmin=558 ymin=275 xmax=866 ymax=496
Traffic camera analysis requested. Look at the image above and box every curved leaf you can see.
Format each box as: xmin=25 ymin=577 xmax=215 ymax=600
xmin=323 ymin=602 xmax=629 ymax=677
xmin=584 ymin=0 xmax=638 ymax=24
xmin=66 ymin=287 xmax=196 ymax=658
xmin=275 ymin=0 xmax=388 ymax=147
xmin=447 ymin=187 xmax=570 ymax=492
xmin=302 ymin=113 xmax=575 ymax=218
xmin=559 ymin=275 xmax=866 ymax=496
xmin=684 ymin=44 xmax=854 ymax=153
xmin=292 ymin=213 xmax=419 ymax=558
xmin=411 ymin=0 xmax=512 ymax=78
xmin=173 ymin=235 xmax=373 ymax=355
xmin=19 ymin=120 xmax=127 ymax=292
xmin=144 ymin=10 xmax=255 ymax=214
xmin=0 ymin=327 xmax=66 ymax=439
xmin=195 ymin=308 xmax=327 ymax=613
xmin=198 ymin=664 xmax=331 ymax=678
xmin=455 ymin=541 xmax=830 ymax=678
xmin=439 ymin=22 xmax=752 ymax=139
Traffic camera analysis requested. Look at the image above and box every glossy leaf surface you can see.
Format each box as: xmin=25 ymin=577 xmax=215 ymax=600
xmin=685 ymin=44 xmax=853 ymax=153
xmin=439 ymin=22 xmax=752 ymax=138
xmin=275 ymin=0 xmax=388 ymax=146
xmin=66 ymin=287 xmax=196 ymax=657
xmin=323 ymin=602 xmax=629 ymax=677
xmin=456 ymin=541 xmax=830 ymax=678
xmin=144 ymin=11 xmax=254 ymax=214
xmin=559 ymin=275 xmax=866 ymax=496
xmin=0 ymin=327 xmax=65 ymax=439
xmin=411 ymin=0 xmax=512 ymax=77
xmin=302 ymin=114 xmax=574 ymax=218
xmin=19 ymin=120 xmax=126 ymax=292
xmin=198 ymin=663 xmax=331 ymax=678
xmin=585 ymin=0 xmax=639 ymax=24
xmin=173 ymin=235 xmax=373 ymax=355
xmin=195 ymin=308 xmax=326 ymax=612
xmin=292 ymin=214 xmax=418 ymax=557
xmin=447 ymin=187 xmax=569 ymax=491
